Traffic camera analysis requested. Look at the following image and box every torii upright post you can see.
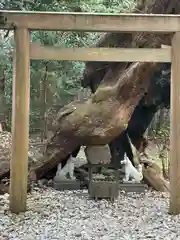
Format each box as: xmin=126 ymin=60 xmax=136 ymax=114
xmin=10 ymin=27 xmax=30 ymax=213
xmin=169 ymin=32 xmax=180 ymax=215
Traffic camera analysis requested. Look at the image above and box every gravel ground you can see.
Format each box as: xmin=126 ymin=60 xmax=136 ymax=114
xmin=1 ymin=188 xmax=180 ymax=240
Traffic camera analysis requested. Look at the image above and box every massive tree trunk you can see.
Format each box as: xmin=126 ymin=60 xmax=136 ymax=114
xmin=29 ymin=62 xmax=157 ymax=180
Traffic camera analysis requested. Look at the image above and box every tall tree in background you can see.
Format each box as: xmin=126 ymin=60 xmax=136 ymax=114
xmin=0 ymin=67 xmax=7 ymax=131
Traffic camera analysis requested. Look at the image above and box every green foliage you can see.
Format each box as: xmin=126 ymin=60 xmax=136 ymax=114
xmin=148 ymin=110 xmax=170 ymax=142
xmin=1 ymin=0 xmax=135 ymax=132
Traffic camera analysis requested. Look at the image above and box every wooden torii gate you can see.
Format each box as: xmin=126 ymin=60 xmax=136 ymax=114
xmin=0 ymin=11 xmax=180 ymax=215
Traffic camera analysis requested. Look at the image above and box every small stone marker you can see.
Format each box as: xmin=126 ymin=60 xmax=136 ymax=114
xmin=84 ymin=145 xmax=111 ymax=164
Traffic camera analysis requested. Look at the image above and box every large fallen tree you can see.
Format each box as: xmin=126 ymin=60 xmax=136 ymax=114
xmin=29 ymin=61 xmax=156 ymax=179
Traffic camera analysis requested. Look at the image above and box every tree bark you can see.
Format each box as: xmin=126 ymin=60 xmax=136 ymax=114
xmin=141 ymin=159 xmax=169 ymax=192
